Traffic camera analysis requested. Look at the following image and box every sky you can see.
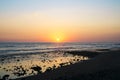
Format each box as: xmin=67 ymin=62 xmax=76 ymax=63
xmin=0 ymin=0 xmax=120 ymax=42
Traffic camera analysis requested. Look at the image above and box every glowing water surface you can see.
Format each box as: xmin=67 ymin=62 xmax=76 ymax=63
xmin=0 ymin=52 xmax=88 ymax=79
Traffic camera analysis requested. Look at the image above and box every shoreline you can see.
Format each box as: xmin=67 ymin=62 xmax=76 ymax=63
xmin=13 ymin=49 xmax=120 ymax=80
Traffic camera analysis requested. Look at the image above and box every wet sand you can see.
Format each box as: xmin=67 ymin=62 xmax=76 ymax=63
xmin=14 ymin=49 xmax=120 ymax=80
xmin=0 ymin=51 xmax=89 ymax=79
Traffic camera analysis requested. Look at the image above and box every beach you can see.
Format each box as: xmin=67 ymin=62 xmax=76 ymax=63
xmin=0 ymin=42 xmax=120 ymax=80
xmin=14 ymin=49 xmax=120 ymax=80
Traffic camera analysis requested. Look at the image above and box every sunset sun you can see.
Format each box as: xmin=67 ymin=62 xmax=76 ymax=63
xmin=51 ymin=32 xmax=65 ymax=42
xmin=56 ymin=38 xmax=60 ymax=42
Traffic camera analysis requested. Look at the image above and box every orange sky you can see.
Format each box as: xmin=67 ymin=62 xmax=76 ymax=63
xmin=0 ymin=0 xmax=120 ymax=42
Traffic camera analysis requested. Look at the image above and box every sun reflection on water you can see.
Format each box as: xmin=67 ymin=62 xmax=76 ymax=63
xmin=0 ymin=52 xmax=88 ymax=79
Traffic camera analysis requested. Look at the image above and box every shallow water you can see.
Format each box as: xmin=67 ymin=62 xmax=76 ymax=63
xmin=0 ymin=52 xmax=88 ymax=79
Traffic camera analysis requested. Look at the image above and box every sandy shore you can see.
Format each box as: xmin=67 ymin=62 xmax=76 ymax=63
xmin=13 ymin=49 xmax=120 ymax=80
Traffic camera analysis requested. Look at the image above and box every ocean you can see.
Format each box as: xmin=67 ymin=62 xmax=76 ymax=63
xmin=0 ymin=42 xmax=120 ymax=56
xmin=0 ymin=42 xmax=120 ymax=79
